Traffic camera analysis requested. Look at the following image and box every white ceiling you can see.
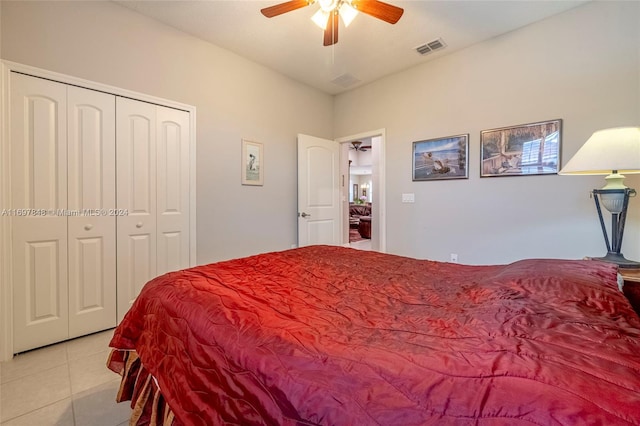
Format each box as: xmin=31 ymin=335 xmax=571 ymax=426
xmin=115 ymin=0 xmax=588 ymax=95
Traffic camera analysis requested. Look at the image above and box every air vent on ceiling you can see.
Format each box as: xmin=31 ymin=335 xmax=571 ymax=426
xmin=331 ymin=73 xmax=361 ymax=88
xmin=415 ymin=38 xmax=446 ymax=56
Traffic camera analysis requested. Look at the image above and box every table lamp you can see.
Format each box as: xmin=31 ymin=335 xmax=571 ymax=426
xmin=559 ymin=127 xmax=640 ymax=268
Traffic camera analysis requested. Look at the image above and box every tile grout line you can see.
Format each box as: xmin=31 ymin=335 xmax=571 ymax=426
xmin=66 ymin=345 xmax=77 ymax=426
xmin=0 ymin=398 xmax=73 ymax=425
xmin=0 ymin=362 xmax=3 ymax=424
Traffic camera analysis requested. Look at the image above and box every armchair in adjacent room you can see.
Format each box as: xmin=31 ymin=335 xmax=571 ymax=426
xmin=349 ymin=203 xmax=371 ymax=228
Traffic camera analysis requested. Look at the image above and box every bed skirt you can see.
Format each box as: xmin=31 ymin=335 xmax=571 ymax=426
xmin=107 ymin=349 xmax=177 ymax=426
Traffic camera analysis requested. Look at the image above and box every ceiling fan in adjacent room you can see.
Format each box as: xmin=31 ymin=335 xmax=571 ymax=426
xmin=261 ymin=0 xmax=404 ymax=46
xmin=350 ymin=141 xmax=371 ymax=151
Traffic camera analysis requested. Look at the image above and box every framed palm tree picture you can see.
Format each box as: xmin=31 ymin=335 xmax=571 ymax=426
xmin=480 ymin=119 xmax=562 ymax=177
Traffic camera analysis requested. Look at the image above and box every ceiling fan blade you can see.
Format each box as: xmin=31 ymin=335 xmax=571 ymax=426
xmin=351 ymin=0 xmax=404 ymax=24
xmin=261 ymin=0 xmax=310 ymax=18
xmin=323 ymin=12 xmax=339 ymax=46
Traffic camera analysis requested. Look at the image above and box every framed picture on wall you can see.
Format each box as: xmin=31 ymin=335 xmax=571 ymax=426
xmin=480 ymin=119 xmax=562 ymax=177
xmin=241 ymin=139 xmax=264 ymax=186
xmin=412 ymin=134 xmax=469 ymax=181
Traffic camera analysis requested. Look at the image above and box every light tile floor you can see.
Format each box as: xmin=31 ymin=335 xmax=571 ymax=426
xmin=0 ymin=329 xmax=131 ymax=426
xmin=350 ymin=238 xmax=372 ymax=251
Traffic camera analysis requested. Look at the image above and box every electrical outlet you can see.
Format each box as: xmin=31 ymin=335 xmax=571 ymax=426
xmin=450 ymin=253 xmax=458 ymax=263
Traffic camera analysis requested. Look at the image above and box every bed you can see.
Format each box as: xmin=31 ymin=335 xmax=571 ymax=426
xmin=107 ymin=245 xmax=640 ymax=425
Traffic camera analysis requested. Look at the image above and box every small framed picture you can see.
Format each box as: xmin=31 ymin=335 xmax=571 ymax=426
xmin=480 ymin=119 xmax=561 ymax=177
xmin=412 ymin=134 xmax=469 ymax=181
xmin=241 ymin=139 xmax=263 ymax=186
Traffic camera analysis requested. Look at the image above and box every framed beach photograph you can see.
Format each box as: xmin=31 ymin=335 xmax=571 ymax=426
xmin=241 ymin=139 xmax=263 ymax=186
xmin=412 ymin=134 xmax=469 ymax=181
xmin=480 ymin=119 xmax=562 ymax=177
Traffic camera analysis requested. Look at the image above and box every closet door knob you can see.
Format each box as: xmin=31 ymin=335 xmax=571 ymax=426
xmin=136 ymin=222 xmax=143 ymax=228
xmin=84 ymin=224 xmax=93 ymax=231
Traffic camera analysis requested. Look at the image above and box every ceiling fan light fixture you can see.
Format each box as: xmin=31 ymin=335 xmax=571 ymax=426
xmin=318 ymin=0 xmax=338 ymax=12
xmin=311 ymin=8 xmax=330 ymax=29
xmin=261 ymin=0 xmax=403 ymax=46
xmin=339 ymin=2 xmax=358 ymax=27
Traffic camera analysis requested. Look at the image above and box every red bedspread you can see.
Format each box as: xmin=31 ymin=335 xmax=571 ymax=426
xmin=109 ymin=246 xmax=640 ymax=425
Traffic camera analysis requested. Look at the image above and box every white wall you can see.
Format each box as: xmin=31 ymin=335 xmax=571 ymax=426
xmin=1 ymin=1 xmax=333 ymax=263
xmin=2 ymin=1 xmax=639 ymax=266
xmin=334 ymin=1 xmax=640 ymax=264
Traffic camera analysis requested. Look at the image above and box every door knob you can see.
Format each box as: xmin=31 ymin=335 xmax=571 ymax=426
xmin=300 ymin=212 xmax=311 ymax=218
xmin=84 ymin=224 xmax=93 ymax=231
xmin=136 ymin=222 xmax=143 ymax=228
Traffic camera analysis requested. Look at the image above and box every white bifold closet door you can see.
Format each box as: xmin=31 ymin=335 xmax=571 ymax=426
xmin=9 ymin=72 xmax=191 ymax=352
xmin=11 ymin=73 xmax=117 ymax=353
xmin=116 ymin=98 xmax=157 ymax=322
xmin=67 ymin=86 xmax=117 ymax=338
xmin=156 ymin=106 xmax=191 ymax=276
xmin=116 ymin=98 xmax=190 ymax=322
xmin=11 ymin=74 xmax=68 ymax=353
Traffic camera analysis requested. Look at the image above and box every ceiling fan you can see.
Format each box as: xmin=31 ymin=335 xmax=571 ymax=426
xmin=350 ymin=141 xmax=371 ymax=151
xmin=261 ymin=0 xmax=404 ymax=46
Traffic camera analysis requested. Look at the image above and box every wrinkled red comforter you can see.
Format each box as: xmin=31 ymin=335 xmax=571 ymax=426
xmin=110 ymin=246 xmax=640 ymax=425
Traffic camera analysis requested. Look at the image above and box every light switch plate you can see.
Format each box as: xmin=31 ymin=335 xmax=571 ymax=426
xmin=402 ymin=193 xmax=415 ymax=203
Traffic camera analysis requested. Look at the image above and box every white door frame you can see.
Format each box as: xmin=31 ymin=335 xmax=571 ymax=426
xmin=0 ymin=61 xmax=198 ymax=361
xmin=336 ymin=129 xmax=386 ymax=253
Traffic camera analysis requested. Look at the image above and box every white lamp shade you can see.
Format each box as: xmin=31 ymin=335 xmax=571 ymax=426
xmin=559 ymin=127 xmax=640 ymax=175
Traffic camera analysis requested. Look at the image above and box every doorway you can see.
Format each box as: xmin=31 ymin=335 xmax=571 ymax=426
xmin=347 ymin=139 xmax=373 ymax=250
xmin=337 ymin=129 xmax=386 ymax=253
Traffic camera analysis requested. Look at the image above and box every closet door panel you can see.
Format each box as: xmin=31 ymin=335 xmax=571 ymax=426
xmin=157 ymin=106 xmax=190 ymax=275
xmin=67 ymin=86 xmax=117 ymax=337
xmin=12 ymin=226 xmax=69 ymax=353
xmin=116 ymin=97 xmax=157 ymax=322
xmin=10 ymin=73 xmax=67 ymax=211
xmin=10 ymin=73 xmax=69 ymax=352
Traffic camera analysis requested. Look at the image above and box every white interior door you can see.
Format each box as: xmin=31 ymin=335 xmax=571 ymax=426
xmin=11 ymin=73 xmax=69 ymax=352
xmin=116 ymin=97 xmax=157 ymax=322
xmin=297 ymin=134 xmax=341 ymax=247
xmin=156 ymin=106 xmax=190 ymax=276
xmin=67 ymin=86 xmax=117 ymax=337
